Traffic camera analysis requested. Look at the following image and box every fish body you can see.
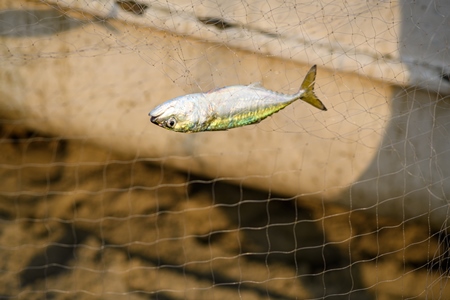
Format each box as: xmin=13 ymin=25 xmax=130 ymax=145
xmin=149 ymin=65 xmax=326 ymax=133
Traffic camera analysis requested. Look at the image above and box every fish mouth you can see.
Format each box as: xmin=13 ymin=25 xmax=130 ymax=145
xmin=149 ymin=115 xmax=165 ymax=128
xmin=150 ymin=115 xmax=158 ymax=124
xmin=149 ymin=108 xmax=163 ymax=124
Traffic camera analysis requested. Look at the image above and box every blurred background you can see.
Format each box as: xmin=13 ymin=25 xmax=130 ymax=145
xmin=1 ymin=0 xmax=450 ymax=299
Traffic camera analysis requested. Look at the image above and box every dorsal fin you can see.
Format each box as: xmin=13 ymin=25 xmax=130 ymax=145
xmin=248 ymin=82 xmax=263 ymax=88
xmin=206 ymin=86 xmax=226 ymax=93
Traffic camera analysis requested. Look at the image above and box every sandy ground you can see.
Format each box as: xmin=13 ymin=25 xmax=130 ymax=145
xmin=0 ymin=123 xmax=449 ymax=300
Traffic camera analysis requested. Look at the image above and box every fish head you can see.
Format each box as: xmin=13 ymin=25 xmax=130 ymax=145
xmin=148 ymin=95 xmax=204 ymax=133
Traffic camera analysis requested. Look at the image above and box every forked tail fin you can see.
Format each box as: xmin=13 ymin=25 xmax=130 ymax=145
xmin=299 ymin=65 xmax=327 ymax=111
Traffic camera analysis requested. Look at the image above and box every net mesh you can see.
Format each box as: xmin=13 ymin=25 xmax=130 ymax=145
xmin=1 ymin=0 xmax=450 ymax=299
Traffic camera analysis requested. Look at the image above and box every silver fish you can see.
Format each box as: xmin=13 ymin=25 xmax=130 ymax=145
xmin=149 ymin=65 xmax=326 ymax=132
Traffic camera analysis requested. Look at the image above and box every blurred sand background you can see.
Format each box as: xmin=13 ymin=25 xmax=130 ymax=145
xmin=1 ymin=123 xmax=449 ymax=299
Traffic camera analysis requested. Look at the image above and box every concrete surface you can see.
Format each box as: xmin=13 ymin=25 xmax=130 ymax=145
xmin=0 ymin=0 xmax=449 ymax=230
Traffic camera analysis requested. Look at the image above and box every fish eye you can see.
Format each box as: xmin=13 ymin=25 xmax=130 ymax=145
xmin=166 ymin=117 xmax=177 ymax=128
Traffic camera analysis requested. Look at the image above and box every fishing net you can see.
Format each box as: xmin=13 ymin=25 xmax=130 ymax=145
xmin=1 ymin=0 xmax=450 ymax=299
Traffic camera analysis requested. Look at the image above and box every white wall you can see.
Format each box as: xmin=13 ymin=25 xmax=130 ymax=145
xmin=1 ymin=0 xmax=449 ymax=228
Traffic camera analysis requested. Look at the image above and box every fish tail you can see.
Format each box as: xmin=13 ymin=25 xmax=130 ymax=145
xmin=297 ymin=65 xmax=327 ymax=111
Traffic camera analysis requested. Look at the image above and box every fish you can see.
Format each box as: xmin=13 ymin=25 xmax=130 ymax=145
xmin=148 ymin=65 xmax=326 ymax=133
